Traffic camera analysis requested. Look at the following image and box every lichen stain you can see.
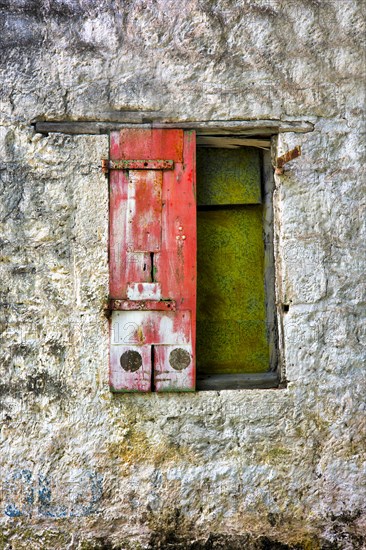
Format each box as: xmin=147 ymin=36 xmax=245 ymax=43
xmin=0 ymin=527 xmax=72 ymax=550
xmin=108 ymin=427 xmax=197 ymax=468
xmin=108 ymin=401 xmax=198 ymax=468
xmin=259 ymin=446 xmax=293 ymax=465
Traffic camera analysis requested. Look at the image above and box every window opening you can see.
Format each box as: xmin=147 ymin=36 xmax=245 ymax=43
xmin=108 ymin=129 xmax=279 ymax=392
xmin=196 ymin=144 xmax=277 ymax=389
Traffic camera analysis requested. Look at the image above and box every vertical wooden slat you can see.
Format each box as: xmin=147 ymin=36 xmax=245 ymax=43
xmin=126 ymin=170 xmax=162 ymax=252
xmin=154 ymin=345 xmax=194 ymax=392
xmin=154 ymin=131 xmax=196 ymax=390
xmin=110 ymin=343 xmax=152 ymax=393
xmin=109 ymin=169 xmax=128 ymax=298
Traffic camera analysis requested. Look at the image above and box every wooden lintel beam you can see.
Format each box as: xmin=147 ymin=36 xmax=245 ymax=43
xmin=34 ymin=120 xmax=314 ymax=136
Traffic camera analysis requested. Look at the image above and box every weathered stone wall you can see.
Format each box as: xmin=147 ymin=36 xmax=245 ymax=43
xmin=0 ymin=1 xmax=365 ymax=548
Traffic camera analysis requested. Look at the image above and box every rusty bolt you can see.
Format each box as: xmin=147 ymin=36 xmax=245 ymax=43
xmin=101 ymin=158 xmax=109 ymax=176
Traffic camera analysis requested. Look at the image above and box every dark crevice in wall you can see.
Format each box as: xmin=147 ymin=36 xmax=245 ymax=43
xmin=145 ymin=531 xmax=357 ymax=550
xmin=150 ymin=252 xmax=155 ymax=283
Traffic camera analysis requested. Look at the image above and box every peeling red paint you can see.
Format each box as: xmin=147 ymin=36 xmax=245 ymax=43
xmin=109 ymin=129 xmax=196 ymax=392
xmin=127 ymin=170 xmax=162 ymax=252
xmin=110 ymin=129 xmax=183 ymax=162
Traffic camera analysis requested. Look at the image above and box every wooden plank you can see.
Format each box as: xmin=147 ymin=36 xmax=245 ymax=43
xmin=126 ymin=170 xmax=162 ymax=252
xmin=111 ymin=311 xmax=191 ymax=346
xmin=154 ymin=132 xmax=196 ymax=310
xmin=154 ymin=345 xmax=194 ymax=392
xmin=110 ymin=343 xmax=152 ymax=392
xmin=197 ymin=136 xmax=271 ymax=149
xmin=110 ymin=129 xmax=183 ymax=161
xmin=35 ymin=120 xmax=314 ymax=136
xmin=196 ymin=372 xmax=279 ymax=391
xmin=110 ymin=175 xmax=153 ymax=297
xmin=109 ymin=169 xmax=128 ymax=299
xmin=154 ymin=131 xmax=196 ymax=388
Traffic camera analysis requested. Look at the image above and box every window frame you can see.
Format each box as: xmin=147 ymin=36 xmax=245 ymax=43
xmin=106 ymin=127 xmax=285 ymax=392
xmin=33 ymin=119 xmax=307 ymax=391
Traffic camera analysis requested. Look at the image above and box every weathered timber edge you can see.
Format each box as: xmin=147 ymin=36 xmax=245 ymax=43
xmin=34 ymin=120 xmax=314 ymax=135
xmin=196 ymin=372 xmax=280 ymax=391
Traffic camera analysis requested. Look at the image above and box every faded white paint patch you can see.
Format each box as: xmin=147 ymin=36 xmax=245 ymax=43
xmin=127 ymin=282 xmax=162 ymax=300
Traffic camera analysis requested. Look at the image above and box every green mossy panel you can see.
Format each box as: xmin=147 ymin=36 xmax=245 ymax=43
xmin=196 ymin=208 xmax=269 ymax=374
xmin=196 ymin=147 xmax=262 ymax=205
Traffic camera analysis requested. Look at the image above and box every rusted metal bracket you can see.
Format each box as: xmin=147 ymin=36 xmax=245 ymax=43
xmin=106 ymin=299 xmax=176 ymax=312
xmin=275 ymin=146 xmax=301 ymax=174
xmin=101 ymin=158 xmax=109 ymax=175
xmin=101 ymin=158 xmax=174 ymax=175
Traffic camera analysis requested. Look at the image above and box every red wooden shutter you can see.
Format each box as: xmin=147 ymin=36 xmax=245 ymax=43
xmin=109 ymin=129 xmax=196 ymax=392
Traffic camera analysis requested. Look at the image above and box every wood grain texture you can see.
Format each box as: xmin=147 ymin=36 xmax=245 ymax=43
xmin=126 ymin=170 xmax=162 ymax=252
xmin=110 ymin=129 xmax=183 ymax=161
xmin=154 ymin=130 xmax=197 ymax=353
xmin=109 ymin=344 xmax=152 ymax=392
xmin=109 ymin=169 xmax=129 ymax=298
xmin=196 ymin=372 xmax=279 ymax=391
xmin=154 ymin=345 xmax=194 ymax=392
xmin=111 ymin=311 xmax=191 ymax=346
xmin=196 ymin=136 xmax=270 ymax=149
xmin=35 ymin=120 xmax=314 ymax=135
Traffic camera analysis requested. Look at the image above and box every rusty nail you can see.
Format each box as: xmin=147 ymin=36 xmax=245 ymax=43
xmin=275 ymin=145 xmax=301 ymax=175
xmin=101 ymin=158 xmax=109 ymax=176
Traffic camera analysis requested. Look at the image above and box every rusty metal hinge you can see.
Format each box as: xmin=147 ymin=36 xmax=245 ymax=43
xmin=275 ymin=146 xmax=301 ymax=175
xmin=103 ymin=299 xmax=176 ymax=318
xmin=101 ymin=158 xmax=109 ymax=175
xmin=107 ymin=298 xmax=176 ymax=312
xmin=101 ymin=159 xmax=174 ymax=175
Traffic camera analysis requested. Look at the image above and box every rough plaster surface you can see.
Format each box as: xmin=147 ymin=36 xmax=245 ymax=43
xmin=0 ymin=0 xmax=365 ymax=548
